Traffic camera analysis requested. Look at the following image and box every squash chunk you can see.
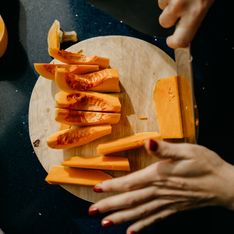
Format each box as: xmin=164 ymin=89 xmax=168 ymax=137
xmin=34 ymin=63 xmax=99 ymax=80
xmin=55 ymin=108 xmax=121 ymax=126
xmin=63 ymin=156 xmax=130 ymax=171
xmin=47 ymin=125 xmax=112 ymax=149
xmin=97 ymin=132 xmax=161 ymax=155
xmin=154 ymin=76 xmax=183 ymax=138
xmin=45 ymin=166 xmax=112 ymax=186
xmin=55 ymin=91 xmax=121 ymax=112
xmin=55 ymin=68 xmax=120 ymax=92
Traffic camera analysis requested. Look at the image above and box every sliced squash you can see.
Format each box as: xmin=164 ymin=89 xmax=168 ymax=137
xmin=47 ymin=124 xmax=112 ymax=149
xmin=34 ymin=63 xmax=99 ymax=80
xmin=50 ymin=49 xmax=109 ymax=69
xmin=62 ymin=155 xmax=130 ymax=171
xmin=55 ymin=68 xmax=120 ymax=92
xmin=97 ymin=132 xmax=161 ymax=155
xmin=55 ymin=91 xmax=121 ymax=112
xmin=0 ymin=15 xmax=8 ymax=57
xmin=45 ymin=166 xmax=112 ymax=186
xmin=47 ymin=20 xmax=61 ymax=56
xmin=154 ymin=76 xmax=183 ymax=139
xmin=55 ymin=108 xmax=120 ymax=126
xmin=47 ymin=19 xmax=78 ymax=57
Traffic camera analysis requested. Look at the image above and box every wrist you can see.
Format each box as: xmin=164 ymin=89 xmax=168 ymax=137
xmin=217 ymin=162 xmax=234 ymax=210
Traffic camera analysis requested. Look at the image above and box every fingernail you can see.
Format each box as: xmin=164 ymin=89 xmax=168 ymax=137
xmin=128 ymin=231 xmax=136 ymax=234
xmin=93 ymin=186 xmax=103 ymax=193
xmin=149 ymin=139 xmax=158 ymax=152
xmin=88 ymin=207 xmax=99 ymax=216
xmin=102 ymin=219 xmax=114 ymax=228
xmin=129 ymin=231 xmax=136 ymax=234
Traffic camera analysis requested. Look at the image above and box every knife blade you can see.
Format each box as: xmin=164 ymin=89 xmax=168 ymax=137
xmin=175 ymin=46 xmax=198 ymax=143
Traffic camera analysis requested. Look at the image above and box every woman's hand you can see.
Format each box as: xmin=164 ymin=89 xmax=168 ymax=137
xmin=158 ymin=0 xmax=214 ymax=48
xmin=89 ymin=140 xmax=234 ymax=234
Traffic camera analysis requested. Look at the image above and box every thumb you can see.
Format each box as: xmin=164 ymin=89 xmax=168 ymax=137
xmin=145 ymin=139 xmax=192 ymax=160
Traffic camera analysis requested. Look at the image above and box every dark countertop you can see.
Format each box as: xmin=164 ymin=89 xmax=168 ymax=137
xmin=0 ymin=0 xmax=233 ymax=233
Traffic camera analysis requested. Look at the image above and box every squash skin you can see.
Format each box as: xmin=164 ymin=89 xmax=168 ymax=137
xmin=47 ymin=125 xmax=112 ymax=149
xmin=62 ymin=155 xmax=130 ymax=171
xmin=97 ymin=132 xmax=161 ymax=155
xmin=55 ymin=67 xmax=120 ymax=93
xmin=34 ymin=63 xmax=99 ymax=80
xmin=55 ymin=108 xmax=121 ymax=126
xmin=45 ymin=166 xmax=112 ymax=186
xmin=55 ymin=91 xmax=121 ymax=112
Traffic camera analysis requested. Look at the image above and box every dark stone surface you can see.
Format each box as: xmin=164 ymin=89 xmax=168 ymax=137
xmin=0 ymin=0 xmax=233 ymax=233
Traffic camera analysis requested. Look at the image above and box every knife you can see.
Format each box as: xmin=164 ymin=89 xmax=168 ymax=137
xmin=175 ymin=46 xmax=198 ymax=143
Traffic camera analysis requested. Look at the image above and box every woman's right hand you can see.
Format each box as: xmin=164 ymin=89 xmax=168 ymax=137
xmin=157 ymin=0 xmax=214 ymax=48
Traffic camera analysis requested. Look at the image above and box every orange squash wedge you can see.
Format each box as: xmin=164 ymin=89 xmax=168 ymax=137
xmin=0 ymin=15 xmax=8 ymax=57
xmin=45 ymin=166 xmax=112 ymax=186
xmin=55 ymin=108 xmax=121 ymax=126
xmin=47 ymin=19 xmax=78 ymax=57
xmin=34 ymin=63 xmax=99 ymax=80
xmin=50 ymin=49 xmax=110 ymax=69
xmin=97 ymin=132 xmax=161 ymax=155
xmin=154 ymin=76 xmax=183 ymax=139
xmin=47 ymin=124 xmax=112 ymax=149
xmin=55 ymin=68 xmax=120 ymax=92
xmin=62 ymin=155 xmax=130 ymax=171
xmin=55 ymin=91 xmax=121 ymax=112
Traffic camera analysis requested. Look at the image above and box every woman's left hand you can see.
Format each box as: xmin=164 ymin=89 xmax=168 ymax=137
xmin=88 ymin=140 xmax=234 ymax=234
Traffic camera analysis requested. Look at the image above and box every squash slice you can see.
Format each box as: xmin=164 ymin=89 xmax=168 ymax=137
xmin=55 ymin=91 xmax=121 ymax=112
xmin=63 ymin=155 xmax=130 ymax=171
xmin=55 ymin=68 xmax=120 ymax=92
xmin=45 ymin=166 xmax=112 ymax=186
xmin=55 ymin=108 xmax=121 ymax=126
xmin=47 ymin=125 xmax=112 ymax=149
xmin=50 ymin=49 xmax=110 ymax=69
xmin=97 ymin=132 xmax=161 ymax=155
xmin=34 ymin=63 xmax=99 ymax=80
xmin=154 ymin=76 xmax=183 ymax=139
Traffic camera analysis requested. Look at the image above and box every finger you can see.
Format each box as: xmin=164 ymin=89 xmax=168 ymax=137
xmin=158 ymin=0 xmax=169 ymax=10
xmin=127 ymin=208 xmax=177 ymax=234
xmin=145 ymin=139 xmax=193 ymax=160
xmin=166 ymin=13 xmax=203 ymax=48
xmin=159 ymin=5 xmax=179 ymax=28
xmin=90 ymin=186 xmax=156 ymax=214
xmin=102 ymin=198 xmax=179 ymax=226
xmin=93 ymin=163 xmax=161 ymax=193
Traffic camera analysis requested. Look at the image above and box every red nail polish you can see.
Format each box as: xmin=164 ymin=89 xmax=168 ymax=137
xmin=129 ymin=231 xmax=136 ymax=234
xmin=93 ymin=186 xmax=103 ymax=193
xmin=102 ymin=219 xmax=114 ymax=228
xmin=88 ymin=207 xmax=99 ymax=216
xmin=149 ymin=139 xmax=158 ymax=152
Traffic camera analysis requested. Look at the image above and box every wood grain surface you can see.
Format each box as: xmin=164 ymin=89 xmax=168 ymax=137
xmin=29 ymin=36 xmax=176 ymax=202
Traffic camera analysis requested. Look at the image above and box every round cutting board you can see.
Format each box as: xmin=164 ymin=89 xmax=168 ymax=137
xmin=29 ymin=36 xmax=176 ymax=203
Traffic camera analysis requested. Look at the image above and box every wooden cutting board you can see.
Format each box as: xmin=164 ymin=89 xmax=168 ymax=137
xmin=29 ymin=36 xmax=176 ymax=203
